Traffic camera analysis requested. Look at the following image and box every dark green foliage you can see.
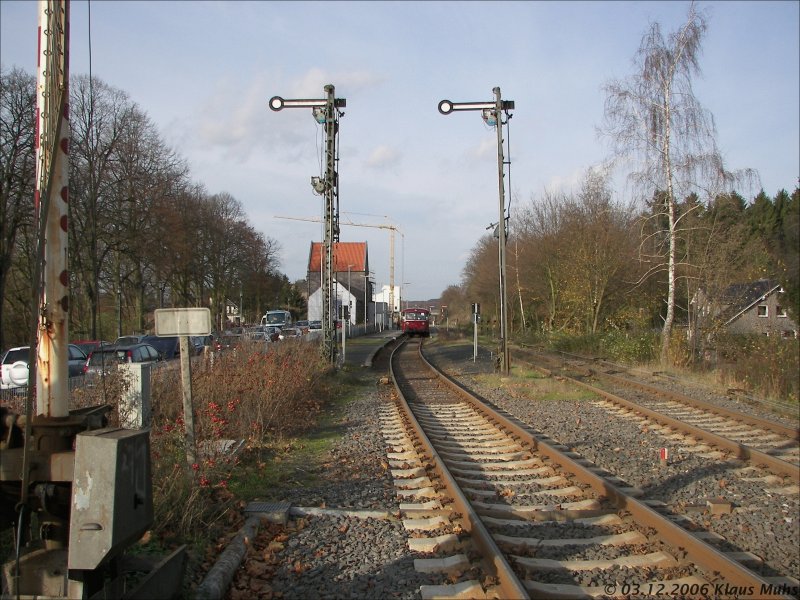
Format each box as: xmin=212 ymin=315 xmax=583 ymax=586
xmin=740 ymin=187 xmax=799 ymax=320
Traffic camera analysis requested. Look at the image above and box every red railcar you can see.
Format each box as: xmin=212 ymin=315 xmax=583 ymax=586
xmin=400 ymin=308 xmax=430 ymax=337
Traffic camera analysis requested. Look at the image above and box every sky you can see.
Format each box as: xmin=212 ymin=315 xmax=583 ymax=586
xmin=2 ymin=1 xmax=798 ymax=301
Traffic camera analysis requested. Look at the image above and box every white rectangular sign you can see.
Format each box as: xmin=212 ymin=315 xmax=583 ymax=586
xmin=154 ymin=308 xmax=211 ymax=336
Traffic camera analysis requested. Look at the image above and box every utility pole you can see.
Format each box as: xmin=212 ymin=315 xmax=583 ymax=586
xmin=439 ymin=87 xmax=514 ymax=374
xmin=269 ymin=86 xmax=345 ymax=365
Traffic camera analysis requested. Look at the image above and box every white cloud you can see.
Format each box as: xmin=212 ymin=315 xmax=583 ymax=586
xmin=542 ymin=168 xmax=586 ymax=195
xmin=190 ymin=68 xmax=385 ymax=161
xmin=290 ymin=68 xmax=385 ymax=98
xmin=469 ymin=136 xmax=497 ymax=161
xmin=364 ymin=145 xmax=401 ymax=169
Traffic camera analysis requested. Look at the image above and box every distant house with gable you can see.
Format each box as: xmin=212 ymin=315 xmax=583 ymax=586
xmin=693 ymin=279 xmax=798 ymax=339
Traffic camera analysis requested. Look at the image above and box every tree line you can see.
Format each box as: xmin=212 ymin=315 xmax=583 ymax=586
xmin=1 ymin=68 xmax=296 ymax=349
xmin=446 ymin=169 xmax=798 ymax=336
xmin=443 ymin=5 xmax=799 ymax=364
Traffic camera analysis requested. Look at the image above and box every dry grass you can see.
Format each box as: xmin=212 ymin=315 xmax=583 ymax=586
xmin=62 ymin=340 xmax=333 ymax=550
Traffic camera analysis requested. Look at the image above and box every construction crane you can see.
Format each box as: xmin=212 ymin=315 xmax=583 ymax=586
xmin=276 ymin=215 xmax=401 ymax=322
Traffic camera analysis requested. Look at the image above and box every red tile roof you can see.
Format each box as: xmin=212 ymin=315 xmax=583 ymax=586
xmin=308 ymin=242 xmax=367 ymax=272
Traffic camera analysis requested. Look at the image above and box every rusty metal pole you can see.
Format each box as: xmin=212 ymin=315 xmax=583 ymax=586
xmin=34 ymin=0 xmax=71 ymax=418
xmin=18 ymin=0 xmax=70 ymax=553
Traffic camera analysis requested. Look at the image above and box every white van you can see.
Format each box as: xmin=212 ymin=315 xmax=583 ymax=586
xmin=260 ymin=310 xmax=292 ymax=329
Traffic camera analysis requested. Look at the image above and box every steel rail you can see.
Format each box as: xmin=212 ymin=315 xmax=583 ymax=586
xmin=389 ymin=341 xmax=530 ymax=600
xmin=540 ymin=348 xmax=799 ymax=441
xmin=418 ymin=344 xmax=787 ymax=599
xmin=551 ymin=347 xmax=799 ymax=422
xmin=593 ymin=368 xmax=798 ymax=439
xmin=520 ymin=356 xmax=800 ymax=484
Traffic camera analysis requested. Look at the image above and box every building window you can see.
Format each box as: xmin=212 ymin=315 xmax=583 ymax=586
xmin=776 ymin=305 xmax=787 ymax=317
xmin=757 ymin=305 xmax=768 ymax=317
xmin=782 ymin=330 xmax=797 ymax=339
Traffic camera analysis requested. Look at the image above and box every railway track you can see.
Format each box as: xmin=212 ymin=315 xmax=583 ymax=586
xmin=514 ymin=349 xmax=800 ymax=484
xmin=387 ymin=339 xmax=789 ymax=599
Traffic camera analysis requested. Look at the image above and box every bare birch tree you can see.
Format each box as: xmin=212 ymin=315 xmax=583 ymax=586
xmin=600 ymin=3 xmax=755 ymax=364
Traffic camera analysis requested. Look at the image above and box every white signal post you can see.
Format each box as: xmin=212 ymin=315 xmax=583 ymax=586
xmin=439 ymin=88 xmax=514 ymax=374
xmin=269 ymin=86 xmax=345 ymax=366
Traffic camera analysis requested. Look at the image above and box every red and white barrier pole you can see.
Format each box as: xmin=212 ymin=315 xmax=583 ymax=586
xmin=34 ymin=0 xmax=70 ymax=418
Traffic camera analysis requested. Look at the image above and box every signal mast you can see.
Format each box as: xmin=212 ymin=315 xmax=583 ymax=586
xmin=269 ymin=86 xmax=346 ymax=365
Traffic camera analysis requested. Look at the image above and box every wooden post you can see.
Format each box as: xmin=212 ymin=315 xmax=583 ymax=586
xmin=180 ymin=335 xmax=197 ymax=473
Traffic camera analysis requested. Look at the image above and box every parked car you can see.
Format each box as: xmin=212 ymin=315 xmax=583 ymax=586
xmin=115 ymin=335 xmax=145 ymax=346
xmin=1 ymin=347 xmax=31 ymax=389
xmin=189 ymin=336 xmax=207 ymax=355
xmin=143 ymin=335 xmax=206 ymax=359
xmin=214 ymin=334 xmax=241 ymax=352
xmin=277 ymin=327 xmax=303 ymax=341
xmin=244 ymin=327 xmax=265 ymax=340
xmin=68 ymin=345 xmax=88 ymax=376
xmin=140 ymin=335 xmax=181 ymax=360
xmin=195 ymin=334 xmax=217 ymax=349
xmin=72 ymin=340 xmax=112 ymax=356
xmin=1 ymin=344 xmax=87 ymax=389
xmin=295 ymin=320 xmax=310 ymax=334
xmin=84 ymin=343 xmax=161 ymax=380
xmin=308 ymin=321 xmax=322 ymax=331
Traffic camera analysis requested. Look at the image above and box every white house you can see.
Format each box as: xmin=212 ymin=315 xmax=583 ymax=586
xmin=373 ymin=284 xmax=402 ymax=314
xmin=308 ymin=282 xmax=357 ymax=325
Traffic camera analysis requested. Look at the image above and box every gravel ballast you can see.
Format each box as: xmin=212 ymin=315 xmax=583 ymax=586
xmin=216 ymin=336 xmax=797 ymax=599
xmin=423 ymin=340 xmax=800 ymax=584
xmin=224 ymin=355 xmax=448 ymax=600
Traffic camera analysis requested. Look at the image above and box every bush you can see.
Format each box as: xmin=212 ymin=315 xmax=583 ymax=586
xmin=145 ymin=340 xmax=332 ymax=542
xmin=708 ymin=334 xmax=799 ymax=403
xmin=526 ymin=328 xmax=797 ymax=404
xmin=543 ymin=330 xmax=659 ymax=363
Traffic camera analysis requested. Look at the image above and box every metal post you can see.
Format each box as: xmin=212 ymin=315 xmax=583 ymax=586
xmin=347 ymin=264 xmax=352 ymax=337
xmin=438 ymin=88 xmax=514 ymax=374
xmin=494 ymin=87 xmax=510 ymax=375
xmin=474 ymin=313 xmax=478 ymax=362
xmin=341 ymin=301 xmax=347 ymax=363
xmin=322 ymin=85 xmax=337 ymax=364
xmin=269 ymin=86 xmax=345 ymax=365
xmin=472 ymin=303 xmax=480 ymax=362
xmin=33 ymin=0 xmax=70 ymax=418
xmin=389 ymin=228 xmax=395 ymax=328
